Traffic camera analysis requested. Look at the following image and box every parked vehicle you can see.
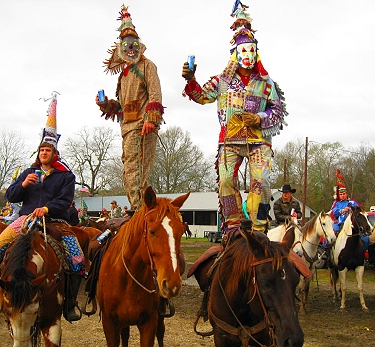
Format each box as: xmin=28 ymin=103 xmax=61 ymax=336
xmin=204 ymin=230 xmax=222 ymax=243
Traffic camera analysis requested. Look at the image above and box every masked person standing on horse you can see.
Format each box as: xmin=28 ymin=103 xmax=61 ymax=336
xmin=182 ymin=2 xmax=287 ymax=236
xmin=96 ymin=5 xmax=164 ymax=212
xmin=0 ymin=93 xmax=85 ymax=322
xmin=273 ymin=184 xmax=302 ymax=226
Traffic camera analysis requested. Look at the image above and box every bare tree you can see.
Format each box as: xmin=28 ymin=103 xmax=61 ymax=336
xmin=148 ymin=126 xmax=217 ymax=193
xmin=63 ymin=126 xmax=122 ymax=195
xmin=0 ymin=129 xmax=29 ymax=189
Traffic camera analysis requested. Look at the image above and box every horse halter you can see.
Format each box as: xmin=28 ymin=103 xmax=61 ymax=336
xmin=212 ymin=253 xmax=286 ymax=347
xmin=121 ymin=207 xmax=180 ymax=295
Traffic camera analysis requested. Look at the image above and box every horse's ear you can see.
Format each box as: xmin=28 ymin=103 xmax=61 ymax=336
xmin=171 ymin=191 xmax=191 ymax=210
xmin=281 ymin=226 xmax=295 ymax=250
xmin=243 ymin=231 xmax=266 ymax=258
xmin=144 ymin=186 xmax=157 ymax=209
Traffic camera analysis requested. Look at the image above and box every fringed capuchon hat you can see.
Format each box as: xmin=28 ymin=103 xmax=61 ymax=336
xmin=334 ymin=169 xmax=347 ymax=200
xmin=222 ymin=1 xmax=269 ymax=80
xmin=40 ymin=92 xmax=60 ymax=150
xmin=103 ymin=5 xmax=146 ymax=75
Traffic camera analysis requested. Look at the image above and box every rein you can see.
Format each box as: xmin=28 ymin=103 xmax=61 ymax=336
xmin=212 ymin=254 xmax=283 ymax=347
xmin=121 ymin=208 xmax=158 ymax=294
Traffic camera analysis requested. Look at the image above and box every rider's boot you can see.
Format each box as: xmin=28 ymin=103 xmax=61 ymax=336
xmin=64 ymin=273 xmax=82 ymax=322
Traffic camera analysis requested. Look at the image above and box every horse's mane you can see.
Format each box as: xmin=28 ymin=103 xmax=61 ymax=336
xmin=1 ymin=230 xmax=37 ymax=313
xmin=219 ymin=234 xmax=287 ymax=298
xmin=301 ymin=212 xmax=320 ymax=237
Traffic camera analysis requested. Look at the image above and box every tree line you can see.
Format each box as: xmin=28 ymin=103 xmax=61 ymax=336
xmin=1 ymin=127 xmax=374 ymax=213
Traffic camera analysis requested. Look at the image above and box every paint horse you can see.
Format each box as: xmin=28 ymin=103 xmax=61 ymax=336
xmin=0 ymin=225 xmax=68 ymax=347
xmin=97 ymin=186 xmax=189 ymax=347
xmin=329 ymin=206 xmax=373 ymax=310
xmin=298 ymin=211 xmax=336 ymax=314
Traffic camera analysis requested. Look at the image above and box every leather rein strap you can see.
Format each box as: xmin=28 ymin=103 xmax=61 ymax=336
xmin=210 ymin=256 xmax=283 ymax=347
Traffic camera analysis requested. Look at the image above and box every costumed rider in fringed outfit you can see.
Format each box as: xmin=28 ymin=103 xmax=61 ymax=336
xmin=96 ymin=5 xmax=164 ymax=211
xmin=329 ymin=169 xmax=375 ymax=250
xmin=0 ymin=93 xmax=85 ymax=322
xmin=182 ymin=1 xmax=287 ymax=236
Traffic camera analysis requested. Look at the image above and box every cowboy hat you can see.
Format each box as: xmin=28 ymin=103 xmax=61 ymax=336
xmin=279 ymin=184 xmax=296 ymax=193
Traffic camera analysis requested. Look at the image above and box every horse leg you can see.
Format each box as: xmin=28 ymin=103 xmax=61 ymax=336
xmin=42 ymin=322 xmax=62 ymax=347
xmin=338 ymin=268 xmax=348 ymax=309
xmin=329 ymin=267 xmax=339 ymax=302
xmin=354 ymin=265 xmax=368 ymax=310
xmin=156 ymin=316 xmax=165 ymax=347
xmin=138 ymin=316 xmax=158 ymax=347
xmin=101 ymin=311 xmax=121 ymax=347
xmin=120 ymin=327 xmax=130 ymax=347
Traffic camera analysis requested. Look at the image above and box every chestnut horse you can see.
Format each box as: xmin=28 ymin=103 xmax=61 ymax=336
xmin=0 ymin=227 xmax=67 ymax=347
xmin=97 ymin=186 xmax=190 ymax=347
xmin=329 ymin=206 xmax=373 ymax=310
xmin=207 ymin=229 xmax=305 ymax=347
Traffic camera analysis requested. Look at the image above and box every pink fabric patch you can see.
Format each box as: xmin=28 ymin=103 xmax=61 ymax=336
xmin=8 ymin=215 xmax=28 ymax=234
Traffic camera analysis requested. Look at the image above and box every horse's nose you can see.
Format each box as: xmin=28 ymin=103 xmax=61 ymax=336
xmin=161 ymin=279 xmax=180 ymax=298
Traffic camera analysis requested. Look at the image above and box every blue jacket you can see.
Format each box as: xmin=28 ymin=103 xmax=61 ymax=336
xmin=6 ymin=166 xmax=75 ymax=221
xmin=330 ymin=198 xmax=360 ymax=232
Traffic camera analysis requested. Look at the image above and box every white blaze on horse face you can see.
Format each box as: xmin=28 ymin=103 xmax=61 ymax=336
xmin=46 ymin=319 xmax=62 ymax=346
xmin=31 ymin=251 xmax=44 ymax=274
xmin=11 ymin=301 xmax=39 ymax=347
xmin=162 ymin=216 xmax=178 ymax=272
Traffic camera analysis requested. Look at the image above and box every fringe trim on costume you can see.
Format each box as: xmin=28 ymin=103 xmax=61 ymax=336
xmin=260 ymin=82 xmax=288 ymax=138
xmin=129 ymin=64 xmax=145 ymax=80
xmin=145 ymin=102 xmax=164 ymax=114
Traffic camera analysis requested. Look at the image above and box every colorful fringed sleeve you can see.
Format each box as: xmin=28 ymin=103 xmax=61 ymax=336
xmin=99 ymin=99 xmax=123 ymax=123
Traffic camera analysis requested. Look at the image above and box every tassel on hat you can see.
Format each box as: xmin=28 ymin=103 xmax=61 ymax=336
xmin=333 ymin=169 xmax=347 ymax=200
xmin=117 ymin=5 xmax=139 ymax=39
xmin=40 ymin=92 xmax=60 ymax=149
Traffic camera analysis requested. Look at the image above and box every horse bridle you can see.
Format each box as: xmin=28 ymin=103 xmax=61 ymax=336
xmin=121 ymin=208 xmax=158 ymax=294
xmin=210 ymin=253 xmax=288 ymax=347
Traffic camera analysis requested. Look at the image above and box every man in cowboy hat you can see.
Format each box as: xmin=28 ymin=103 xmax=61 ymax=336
xmin=273 ymin=184 xmax=302 ymax=226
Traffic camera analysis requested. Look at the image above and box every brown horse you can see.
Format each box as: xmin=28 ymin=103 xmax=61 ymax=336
xmin=97 ymin=186 xmax=189 ymax=347
xmin=201 ymin=229 xmax=304 ymax=347
xmin=0 ymin=227 xmax=67 ymax=347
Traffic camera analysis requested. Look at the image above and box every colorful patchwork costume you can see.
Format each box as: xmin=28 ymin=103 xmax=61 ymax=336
xmin=97 ymin=5 xmax=164 ymax=211
xmin=183 ymin=2 xmax=287 ymax=232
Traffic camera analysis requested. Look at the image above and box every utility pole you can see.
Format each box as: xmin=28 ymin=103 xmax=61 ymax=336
xmin=302 ymin=137 xmax=308 ymax=226
xmin=283 ymin=159 xmax=287 ymax=184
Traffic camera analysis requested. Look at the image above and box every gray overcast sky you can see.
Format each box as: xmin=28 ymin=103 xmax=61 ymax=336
xmin=1 ymin=0 xmax=374 ymax=158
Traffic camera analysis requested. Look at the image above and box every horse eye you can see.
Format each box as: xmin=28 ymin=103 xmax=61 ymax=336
xmin=149 ymin=230 xmax=156 ymax=236
xmin=261 ymin=281 xmax=271 ymax=291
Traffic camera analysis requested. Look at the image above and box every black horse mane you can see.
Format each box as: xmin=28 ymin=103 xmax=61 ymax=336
xmin=2 ymin=230 xmax=37 ymax=312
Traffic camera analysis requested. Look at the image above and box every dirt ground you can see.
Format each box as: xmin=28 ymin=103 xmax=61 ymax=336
xmin=1 ymin=239 xmax=374 ymax=346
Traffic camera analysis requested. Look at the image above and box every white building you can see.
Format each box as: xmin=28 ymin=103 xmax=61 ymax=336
xmin=76 ymin=190 xmax=316 ymax=238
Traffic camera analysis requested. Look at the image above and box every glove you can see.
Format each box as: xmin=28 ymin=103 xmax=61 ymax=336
xmin=182 ymin=61 xmax=197 ymax=81
xmin=242 ymin=112 xmax=260 ymax=127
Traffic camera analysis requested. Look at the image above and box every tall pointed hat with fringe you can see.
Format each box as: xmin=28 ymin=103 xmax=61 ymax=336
xmin=224 ymin=1 xmax=269 ymax=80
xmin=103 ymin=5 xmax=146 ymax=75
xmin=40 ymin=92 xmax=60 ymax=149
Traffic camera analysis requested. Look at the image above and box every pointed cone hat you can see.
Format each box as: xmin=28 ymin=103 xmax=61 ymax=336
xmin=40 ymin=92 xmax=60 ymax=149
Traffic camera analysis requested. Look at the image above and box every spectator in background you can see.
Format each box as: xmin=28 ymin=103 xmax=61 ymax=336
xmin=110 ymin=200 xmax=122 ymax=219
xmin=68 ymin=201 xmax=79 ymax=226
xmin=0 ymin=202 xmax=22 ymax=225
xmin=273 ymin=184 xmax=302 ymax=225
